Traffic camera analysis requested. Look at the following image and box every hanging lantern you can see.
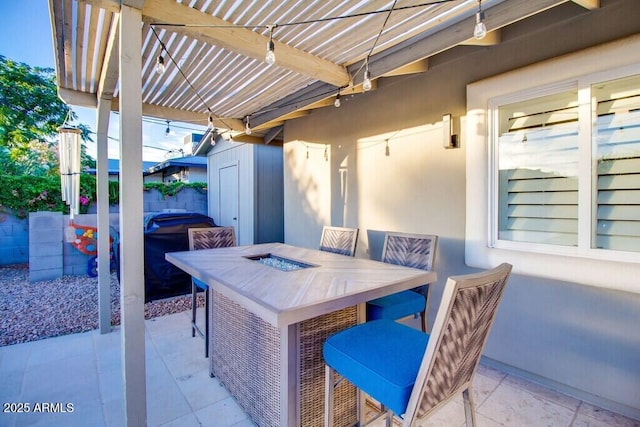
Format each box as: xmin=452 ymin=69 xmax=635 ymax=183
xmin=58 ymin=126 xmax=82 ymax=218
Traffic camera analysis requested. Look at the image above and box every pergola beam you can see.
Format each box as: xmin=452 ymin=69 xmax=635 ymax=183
xmin=356 ymin=0 xmax=567 ymax=83
xmin=57 ymin=87 xmax=98 ymax=107
xmin=55 ymin=89 xmax=244 ymax=133
xmin=381 ymin=59 xmax=429 ymax=77
xmin=251 ymin=79 xmax=380 ymax=128
xmin=141 ymin=0 xmax=349 ymax=88
xmin=252 ymin=0 xmax=568 ymax=128
xmin=47 ymin=0 xmax=65 ymax=87
xmin=263 ymin=126 xmax=283 ymax=145
xmin=55 ymin=87 xmax=244 ymax=131
xmin=80 ymin=0 xmax=350 ymax=88
xmin=97 ymin=14 xmax=120 ymax=101
xmin=460 ymin=30 xmax=501 ymax=46
xmin=81 ymin=0 xmax=120 ymax=14
xmin=571 ymin=0 xmax=599 ymax=9
xmin=109 ymin=99 xmax=244 ymax=132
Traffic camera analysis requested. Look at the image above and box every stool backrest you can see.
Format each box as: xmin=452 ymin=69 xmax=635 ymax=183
xmin=188 ymin=226 xmax=236 ymax=250
xmin=319 ymin=226 xmax=359 ymax=257
xmin=403 ymin=263 xmax=512 ymax=425
xmin=381 ymin=232 xmax=437 ymax=271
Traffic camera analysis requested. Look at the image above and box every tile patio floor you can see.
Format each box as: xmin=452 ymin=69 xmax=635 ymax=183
xmin=1 ymin=309 xmax=638 ymax=427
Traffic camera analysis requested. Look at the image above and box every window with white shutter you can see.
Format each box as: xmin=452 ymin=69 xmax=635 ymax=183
xmin=467 ymin=37 xmax=640 ymax=292
xmin=497 ymin=92 xmax=579 ymax=246
xmin=594 ymin=75 xmax=640 ymax=252
xmin=493 ymin=73 xmax=640 ymax=254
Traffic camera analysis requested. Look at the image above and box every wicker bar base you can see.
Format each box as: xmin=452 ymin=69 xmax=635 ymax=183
xmin=299 ymin=307 xmax=358 ymax=427
xmin=210 ymin=289 xmax=358 ymax=427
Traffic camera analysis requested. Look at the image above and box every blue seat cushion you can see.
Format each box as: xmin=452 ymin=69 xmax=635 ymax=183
xmin=367 ymin=290 xmax=425 ymax=321
xmin=323 ymin=319 xmax=429 ymax=416
xmin=193 ymin=277 xmax=208 ymax=290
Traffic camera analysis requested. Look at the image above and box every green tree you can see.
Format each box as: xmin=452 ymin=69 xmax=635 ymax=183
xmin=0 ymin=55 xmax=94 ymax=176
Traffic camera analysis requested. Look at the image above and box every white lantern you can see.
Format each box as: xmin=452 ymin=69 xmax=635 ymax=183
xmin=58 ymin=126 xmax=82 ymax=218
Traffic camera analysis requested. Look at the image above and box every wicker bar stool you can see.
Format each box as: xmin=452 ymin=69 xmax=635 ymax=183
xmin=187 ymin=226 xmax=236 ymax=358
xmin=324 ymin=263 xmax=512 ymax=426
xmin=366 ymin=232 xmax=437 ymax=332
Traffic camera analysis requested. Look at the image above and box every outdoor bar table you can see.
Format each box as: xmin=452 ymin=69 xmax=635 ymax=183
xmin=166 ymin=242 xmax=436 ymax=427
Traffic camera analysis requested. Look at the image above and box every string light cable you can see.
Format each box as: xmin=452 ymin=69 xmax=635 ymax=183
xmin=151 ymin=0 xmax=456 ymax=94
xmin=152 ymin=1 xmax=456 ymax=30
xmin=149 ymin=0 xmax=460 ymax=132
xmin=352 ymin=0 xmax=398 ymax=92
xmin=300 ymin=141 xmax=336 ymax=160
xmin=252 ymin=84 xmax=349 ymax=118
xmin=150 ymin=26 xmax=235 ymax=136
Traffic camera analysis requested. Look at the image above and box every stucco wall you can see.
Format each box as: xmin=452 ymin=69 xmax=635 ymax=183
xmin=282 ymin=0 xmax=640 ymax=418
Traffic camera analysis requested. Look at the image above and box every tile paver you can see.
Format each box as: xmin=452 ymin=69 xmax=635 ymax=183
xmin=0 ymin=310 xmax=638 ymax=427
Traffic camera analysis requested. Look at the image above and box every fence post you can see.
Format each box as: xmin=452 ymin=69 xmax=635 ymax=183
xmin=28 ymin=211 xmax=63 ymax=282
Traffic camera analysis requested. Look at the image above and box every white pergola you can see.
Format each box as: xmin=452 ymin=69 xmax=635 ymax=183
xmin=48 ymin=1 xmax=600 ymax=425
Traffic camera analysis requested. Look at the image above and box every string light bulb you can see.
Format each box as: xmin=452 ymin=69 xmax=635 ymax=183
xmin=208 ymin=114 xmax=214 ymax=130
xmin=474 ymin=0 xmax=487 ymax=40
xmin=363 ymin=61 xmax=372 ymax=92
xmin=245 ymin=116 xmax=252 ymax=135
xmin=334 ymin=92 xmax=341 ymax=108
xmin=165 ymin=120 xmax=170 ymax=138
xmin=265 ymin=25 xmax=276 ymax=65
xmin=155 ymin=53 xmax=166 ymax=75
xmin=385 ymin=139 xmax=390 ymax=156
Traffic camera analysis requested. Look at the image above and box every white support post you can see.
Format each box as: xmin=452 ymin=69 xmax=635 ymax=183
xmin=96 ymin=96 xmax=112 ymax=334
xmin=119 ymin=5 xmax=146 ymax=426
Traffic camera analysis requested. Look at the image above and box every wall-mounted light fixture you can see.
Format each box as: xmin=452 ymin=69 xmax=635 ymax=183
xmin=443 ymin=113 xmax=459 ymax=149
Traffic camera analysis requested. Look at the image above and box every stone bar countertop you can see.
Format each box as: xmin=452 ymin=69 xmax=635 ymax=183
xmin=166 ymin=242 xmax=436 ymax=327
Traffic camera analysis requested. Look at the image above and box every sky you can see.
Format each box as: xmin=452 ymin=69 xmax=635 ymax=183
xmin=0 ymin=0 xmax=207 ymax=162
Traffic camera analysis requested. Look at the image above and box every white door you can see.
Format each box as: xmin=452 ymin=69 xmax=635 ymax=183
xmin=218 ymin=164 xmax=239 ymax=237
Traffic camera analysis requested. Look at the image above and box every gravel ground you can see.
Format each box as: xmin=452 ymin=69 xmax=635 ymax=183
xmin=0 ymin=265 xmax=203 ymax=347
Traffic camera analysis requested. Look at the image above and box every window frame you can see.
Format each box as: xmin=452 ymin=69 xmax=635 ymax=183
xmin=488 ymin=79 xmax=581 ymax=255
xmin=465 ymin=35 xmax=640 ymax=293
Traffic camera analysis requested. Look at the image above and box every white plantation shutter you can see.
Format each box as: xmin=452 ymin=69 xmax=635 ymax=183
xmin=595 ymin=99 xmax=640 ymax=252
xmin=494 ymin=73 xmax=640 ymax=254
xmin=499 ymin=168 xmax=578 ymax=245
xmin=498 ymin=116 xmax=579 ymax=246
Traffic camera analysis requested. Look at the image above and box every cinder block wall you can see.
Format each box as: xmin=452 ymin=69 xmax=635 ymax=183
xmin=143 ymin=188 xmax=208 ymax=213
xmin=0 ymin=212 xmax=28 ymax=265
xmin=10 ymin=188 xmax=208 ymax=280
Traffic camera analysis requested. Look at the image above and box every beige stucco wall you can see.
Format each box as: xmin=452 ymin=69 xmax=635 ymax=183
xmin=282 ymin=0 xmax=640 ymax=418
xmin=285 ymin=74 xmax=466 ymax=253
xmin=284 ymin=59 xmax=471 ymax=317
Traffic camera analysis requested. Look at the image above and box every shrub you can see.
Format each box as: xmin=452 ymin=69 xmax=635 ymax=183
xmin=0 ymin=174 xmax=207 ymax=218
